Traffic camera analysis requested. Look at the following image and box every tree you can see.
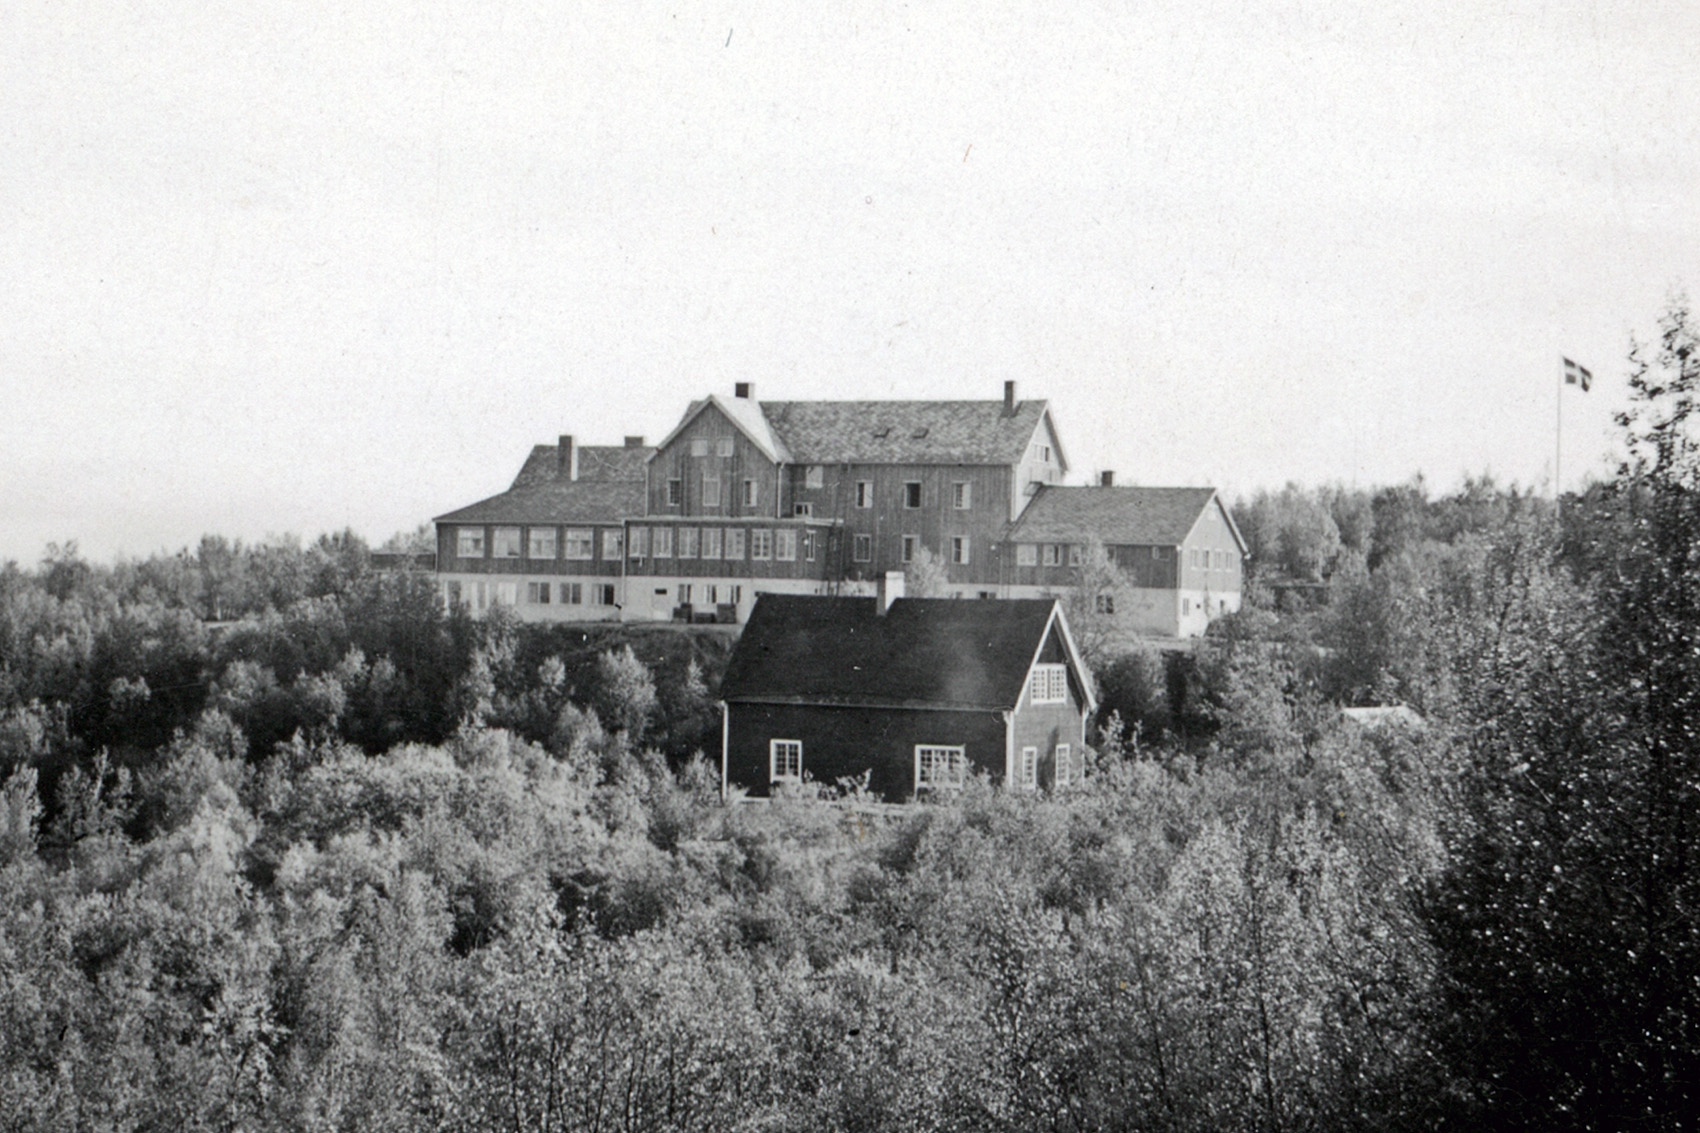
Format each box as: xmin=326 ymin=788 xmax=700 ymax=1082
xmin=903 ymin=544 xmax=952 ymax=598
xmin=1061 ymin=536 xmax=1131 ymax=669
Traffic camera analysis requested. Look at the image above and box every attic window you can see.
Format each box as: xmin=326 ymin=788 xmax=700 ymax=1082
xmin=910 ymin=427 xmax=929 ymax=439
xmin=872 ymin=426 xmax=891 ymax=439
xmin=1031 ymin=664 xmax=1067 ymax=704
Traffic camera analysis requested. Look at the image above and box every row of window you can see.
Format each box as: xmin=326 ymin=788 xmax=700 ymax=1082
xmin=851 ymin=533 xmax=971 ymax=564
xmin=667 ymin=475 xmax=758 ymax=509
xmin=456 ymin=526 xmax=620 ymax=561
xmin=769 ymin=739 xmax=1073 ymax=790
xmin=667 ymin=475 xmax=975 ymax=511
xmin=628 ymin=526 xmax=817 ymax=562
xmin=674 ymin=583 xmax=741 ymax=606
xmin=445 ymin=580 xmax=619 ymax=609
xmin=1187 ymin=548 xmax=1235 ymax=569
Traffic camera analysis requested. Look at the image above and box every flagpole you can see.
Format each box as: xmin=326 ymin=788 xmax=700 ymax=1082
xmin=1556 ymin=355 xmax=1563 ymax=498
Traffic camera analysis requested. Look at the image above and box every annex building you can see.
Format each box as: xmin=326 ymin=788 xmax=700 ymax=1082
xmin=432 ymin=381 xmax=1244 ymax=639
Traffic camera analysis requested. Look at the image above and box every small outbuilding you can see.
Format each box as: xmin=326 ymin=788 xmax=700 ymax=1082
xmin=718 ymin=578 xmax=1097 ymax=801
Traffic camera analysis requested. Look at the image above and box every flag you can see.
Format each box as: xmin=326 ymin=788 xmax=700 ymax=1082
xmin=1563 ymin=357 xmax=1593 ymax=392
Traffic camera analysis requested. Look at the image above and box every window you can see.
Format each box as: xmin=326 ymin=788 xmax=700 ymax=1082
xmin=703 ymin=474 xmax=721 ymax=507
xmin=915 ymin=745 xmax=967 ymax=791
xmin=678 ymin=584 xmax=692 ymax=604
xmin=528 ymin=528 xmax=557 ymax=559
xmin=1095 ymin=593 xmax=1115 ymax=614
xmin=903 ymin=482 xmax=922 ymax=508
xmin=653 ymin=527 xmax=673 ymax=558
xmin=493 ymin=527 xmax=522 ymax=558
xmin=1016 ymin=543 xmax=1038 ymax=567
xmin=702 ymin=527 xmax=722 ymax=559
xmin=1182 ymin=598 xmax=1190 ymax=615
xmin=677 ymin=527 xmax=699 ymax=558
xmin=1031 ymin=663 xmax=1067 ymax=704
xmin=602 ymin=529 xmax=623 ymax=559
xmin=704 ymin=584 xmax=717 ymax=604
xmin=853 ymin=533 xmax=872 ymax=562
xmin=751 ymin=529 xmax=773 ymax=560
xmin=716 ymin=437 xmax=735 ymax=457
xmin=562 ymin=581 xmax=583 ymax=605
xmin=793 ymin=502 xmax=813 ymax=517
xmin=951 ymin=536 xmax=969 ymax=564
xmin=628 ymin=526 xmax=649 ymax=558
xmin=444 ymin=581 xmax=462 ymax=608
xmin=729 ymin=585 xmax=742 ymax=604
xmin=774 ymin=530 xmax=796 ymax=561
xmin=952 ymin=482 xmax=971 ymax=509
xmin=527 ymin=581 xmax=552 ymax=604
xmin=1042 ymin=544 xmax=1063 ymax=566
xmin=856 ymin=481 xmax=872 ymax=508
xmin=666 ymin=479 xmax=682 ymax=506
xmin=805 ymin=532 xmax=816 ymax=561
xmin=457 ymin=528 xmax=486 ymax=557
xmin=1021 ymin=746 xmax=1038 ymax=789
xmin=805 ymin=465 xmax=824 ymax=489
xmin=1069 ymin=544 xmax=1083 ymax=566
xmin=1054 ymin=744 xmax=1073 ymax=787
xmin=690 ymin=438 xmax=707 ymax=457
xmin=742 ymin=479 xmax=757 ymax=508
xmin=770 ymin=739 xmax=803 ymax=783
xmin=495 ymin=582 xmax=518 ymax=606
xmin=727 ymin=528 xmax=746 ymax=559
xmin=564 ymin=528 xmax=594 ymax=560
xmin=901 ymin=535 xmax=918 ymax=563
xmin=594 ymin=583 xmax=616 ymax=606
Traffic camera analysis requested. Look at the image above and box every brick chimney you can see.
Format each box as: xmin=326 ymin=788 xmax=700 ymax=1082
xmin=734 ymin=382 xmax=754 ymax=400
xmin=1100 ymin=470 xmax=1115 ymax=486
xmin=624 ymin=435 xmax=645 ymax=447
xmin=557 ymin=435 xmax=577 ymax=481
xmin=877 ymin=570 xmax=905 ymax=616
xmin=1003 ymin=380 xmax=1016 ymax=416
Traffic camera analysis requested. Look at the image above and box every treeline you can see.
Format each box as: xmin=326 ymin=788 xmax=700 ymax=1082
xmin=3 ymin=305 xmax=1699 ymax=1129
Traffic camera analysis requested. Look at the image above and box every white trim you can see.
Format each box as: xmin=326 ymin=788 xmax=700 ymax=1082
xmin=914 ymin=744 xmax=967 ymax=791
xmin=719 ymin=701 xmax=729 ymax=799
xmin=770 ymin=738 xmax=803 ymax=783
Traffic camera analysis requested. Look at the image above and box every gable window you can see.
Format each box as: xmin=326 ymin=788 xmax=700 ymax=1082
xmin=1021 ymin=747 xmax=1038 ymax=789
xmin=856 ymin=481 xmax=872 ymax=508
xmin=528 ymin=528 xmax=558 ymax=559
xmin=915 ymin=745 xmax=967 ymax=791
xmin=562 ymin=581 xmax=582 ymax=604
xmin=690 ymin=439 xmax=708 ymax=457
xmin=678 ymin=527 xmax=699 ymax=558
xmin=703 ymin=474 xmax=721 ymax=508
xmin=717 ymin=437 xmax=735 ymax=457
xmin=726 ymin=528 xmax=746 ymax=559
xmin=951 ymin=536 xmax=969 ymax=565
xmin=628 ymin=526 xmax=649 ymax=559
xmin=853 ymin=534 xmax=872 ymax=562
xmin=702 ymin=527 xmax=722 ymax=559
xmin=1042 ymin=544 xmax=1062 ymax=566
xmin=653 ymin=527 xmax=673 ymax=558
xmin=805 ymin=465 xmax=824 ymax=489
xmin=666 ymin=479 xmax=682 ymax=507
xmin=903 ymin=482 xmax=922 ymax=509
xmin=751 ymin=529 xmax=773 ymax=560
xmin=527 ymin=582 xmax=551 ymax=604
xmin=564 ymin=529 xmax=594 ymax=560
xmin=901 ymin=535 xmax=917 ymax=563
xmin=457 ymin=528 xmax=486 ymax=557
xmin=1016 ymin=543 xmax=1037 ymax=567
xmin=952 ymin=482 xmax=971 ymax=509
xmin=774 ymin=530 xmax=797 ymax=561
xmin=1031 ymin=663 xmax=1067 ymax=704
xmin=1054 ymin=744 xmax=1073 ymax=787
xmin=742 ymin=479 xmax=757 ymax=508
xmin=770 ymin=739 xmax=803 ymax=783
xmin=493 ymin=527 xmax=522 ymax=558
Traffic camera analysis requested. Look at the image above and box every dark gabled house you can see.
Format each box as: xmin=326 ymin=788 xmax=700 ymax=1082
xmin=718 ymin=579 xmax=1096 ymax=801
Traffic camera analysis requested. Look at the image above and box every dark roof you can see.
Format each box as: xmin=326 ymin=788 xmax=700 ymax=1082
xmin=1008 ymin=485 xmax=1227 ymax=547
xmin=512 ymin=443 xmax=653 ymax=489
xmin=759 ymin=399 xmax=1053 ymax=465
xmin=433 ymin=478 xmax=645 ymax=525
xmin=720 ymin=595 xmax=1060 ymax=710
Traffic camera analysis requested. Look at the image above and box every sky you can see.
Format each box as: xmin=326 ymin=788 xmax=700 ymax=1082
xmin=3 ymin=1 xmax=1697 ymax=563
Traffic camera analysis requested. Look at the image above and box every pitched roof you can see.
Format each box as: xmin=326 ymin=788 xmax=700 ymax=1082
xmin=759 ymin=399 xmax=1054 ymax=465
xmin=650 ymin=395 xmax=793 ymax=464
xmin=511 ymin=443 xmax=653 ymax=489
xmin=433 ymin=478 xmax=645 ymax=525
xmin=720 ymin=595 xmax=1065 ymax=710
xmin=1008 ymin=486 xmax=1237 ymax=548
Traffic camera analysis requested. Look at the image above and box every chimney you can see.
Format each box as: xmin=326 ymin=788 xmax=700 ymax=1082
xmin=557 ymin=435 xmax=578 ymax=481
xmin=1003 ymin=380 xmax=1016 ymax=416
xmin=734 ymin=382 xmax=754 ymax=400
xmin=877 ymin=570 xmax=905 ymax=616
xmin=624 ymin=435 xmax=645 ymax=447
xmin=1100 ymin=470 xmax=1115 ymax=487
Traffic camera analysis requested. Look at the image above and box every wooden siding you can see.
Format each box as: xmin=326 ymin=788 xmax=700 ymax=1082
xmin=1177 ymin=499 xmax=1244 ymax=593
xmin=435 ymin=524 xmax=625 ymax=577
xmin=623 ymin=519 xmax=837 ymax=581
xmin=647 ymin=403 xmax=782 ymax=518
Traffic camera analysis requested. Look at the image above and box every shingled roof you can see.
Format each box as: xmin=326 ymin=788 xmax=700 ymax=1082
xmin=720 ymin=595 xmax=1089 ymax=711
xmin=433 ymin=479 xmax=645 ymax=525
xmin=1008 ymin=486 xmax=1242 ymax=549
xmin=758 ymin=399 xmax=1055 ymax=466
xmin=510 ymin=443 xmax=653 ymax=489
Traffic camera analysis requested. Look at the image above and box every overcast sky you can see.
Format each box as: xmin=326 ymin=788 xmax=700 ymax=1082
xmin=3 ymin=1 xmax=1696 ymax=563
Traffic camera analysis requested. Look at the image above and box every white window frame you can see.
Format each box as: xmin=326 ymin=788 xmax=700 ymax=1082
xmin=703 ymin=474 xmax=721 ymax=508
xmin=901 ymin=535 xmax=917 ymax=564
xmin=742 ymin=479 xmax=756 ymax=508
xmin=528 ymin=528 xmax=558 ymax=559
xmin=915 ymin=745 xmax=967 ymax=791
xmin=856 ymin=481 xmax=872 ymax=508
xmin=1054 ymin=743 xmax=1072 ymax=787
xmin=951 ymin=536 xmax=969 ymax=564
xmin=853 ymin=533 xmax=872 ymax=562
xmin=1021 ymin=746 xmax=1038 ymax=789
xmin=602 ymin=529 xmax=623 ymax=559
xmin=1042 ymin=544 xmax=1062 ymax=566
xmin=564 ymin=528 xmax=594 ymax=561
xmin=952 ymin=482 xmax=971 ymax=509
xmin=457 ymin=527 xmax=486 ymax=557
xmin=1016 ymin=543 xmax=1037 ymax=567
xmin=666 ymin=478 xmax=682 ymax=507
xmin=702 ymin=527 xmax=722 ymax=559
xmin=770 ymin=739 xmax=803 ymax=783
xmin=716 ymin=437 xmax=735 ymax=457
xmin=495 ymin=581 xmax=518 ymax=606
xmin=628 ymin=526 xmax=649 ymax=559
xmin=750 ymin=529 xmax=773 ymax=560
xmin=774 ymin=529 xmax=796 ymax=561
xmin=1031 ymin=663 xmax=1067 ymax=705
xmin=690 ymin=438 xmax=708 ymax=457
xmin=726 ymin=528 xmax=746 ymax=559
xmin=653 ymin=527 xmax=673 ymax=558
xmin=493 ymin=527 xmax=522 ymax=558
xmin=677 ymin=527 xmax=699 ymax=559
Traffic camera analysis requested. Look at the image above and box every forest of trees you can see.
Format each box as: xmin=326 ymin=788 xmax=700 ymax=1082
xmin=2 ymin=304 xmax=1698 ymax=1130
